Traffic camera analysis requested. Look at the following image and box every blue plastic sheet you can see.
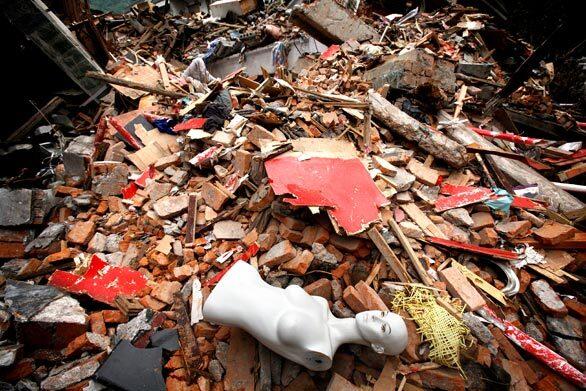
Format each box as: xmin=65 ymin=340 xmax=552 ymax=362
xmin=484 ymin=187 xmax=513 ymax=213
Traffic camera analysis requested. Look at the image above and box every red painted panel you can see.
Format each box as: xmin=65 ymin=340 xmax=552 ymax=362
xmin=49 ymin=254 xmax=147 ymax=304
xmin=320 ymin=45 xmax=340 ymax=60
xmin=468 ymin=126 xmax=546 ymax=146
xmin=265 ymin=156 xmax=388 ymax=234
xmin=426 ymin=237 xmax=519 ymax=261
xmin=173 ymin=118 xmax=207 ymax=132
xmin=435 ymin=187 xmax=492 ymax=212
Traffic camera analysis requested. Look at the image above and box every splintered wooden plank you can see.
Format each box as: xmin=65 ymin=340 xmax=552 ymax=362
xmin=367 ymin=227 xmax=411 ymax=283
xmin=451 ymin=260 xmax=507 ymax=306
xmin=439 ymin=266 xmax=486 ymax=311
xmin=387 ymin=217 xmax=433 ymax=286
xmin=435 ymin=187 xmax=492 ymax=212
xmin=401 ymin=203 xmax=447 ymax=239
xmin=184 ymin=194 xmax=198 ymax=246
xmin=558 ymin=162 xmax=586 ymax=182
xmin=407 ymin=159 xmax=440 ymax=186
xmin=225 ymin=328 xmax=256 ymax=391
xmin=173 ymin=294 xmax=204 ymax=382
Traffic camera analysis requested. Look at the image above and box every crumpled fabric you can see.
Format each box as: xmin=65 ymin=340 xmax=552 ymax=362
xmin=202 ymin=37 xmax=240 ymax=64
xmin=272 ymin=41 xmax=288 ymax=67
xmin=182 ymin=57 xmax=217 ymax=85
xmin=203 ymin=90 xmax=232 ymax=132
xmin=151 ymin=118 xmax=176 ymax=135
xmin=484 ymin=187 xmax=514 ymax=213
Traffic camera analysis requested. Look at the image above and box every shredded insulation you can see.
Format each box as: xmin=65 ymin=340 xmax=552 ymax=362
xmin=391 ymin=286 xmax=469 ymax=371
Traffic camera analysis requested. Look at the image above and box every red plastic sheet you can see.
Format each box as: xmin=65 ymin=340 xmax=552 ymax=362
xmin=265 ymin=155 xmax=388 ymax=234
xmin=320 ymin=45 xmax=340 ymax=60
xmin=122 ymin=165 xmax=156 ymax=199
xmin=49 ymin=254 xmax=147 ymax=304
xmin=174 ymin=118 xmax=207 ymax=132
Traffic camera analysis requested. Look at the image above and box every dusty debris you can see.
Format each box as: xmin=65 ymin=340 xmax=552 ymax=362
xmin=0 ymin=0 xmax=585 ymax=390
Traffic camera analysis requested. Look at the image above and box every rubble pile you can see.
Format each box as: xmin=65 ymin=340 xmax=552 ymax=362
xmin=1 ymin=1 xmax=585 ymax=391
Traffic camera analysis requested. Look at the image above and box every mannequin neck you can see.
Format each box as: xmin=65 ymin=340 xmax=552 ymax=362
xmin=328 ymin=317 xmax=368 ymax=351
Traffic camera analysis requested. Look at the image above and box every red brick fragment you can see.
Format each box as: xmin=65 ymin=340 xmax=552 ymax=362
xmin=533 ymin=221 xmax=578 ymax=245
xmin=304 ymin=278 xmax=332 ymax=300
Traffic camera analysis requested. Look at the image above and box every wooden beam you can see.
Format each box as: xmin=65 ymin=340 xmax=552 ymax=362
xmin=387 ymin=217 xmax=433 ymax=286
xmin=369 ymin=91 xmax=468 ymax=168
xmin=7 ymin=97 xmax=64 ymax=142
xmin=86 ymin=71 xmax=187 ymax=99
xmin=367 ymin=227 xmax=411 ymax=283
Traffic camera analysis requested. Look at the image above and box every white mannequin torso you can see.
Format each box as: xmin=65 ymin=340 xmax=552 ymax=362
xmin=203 ymin=261 xmax=406 ymax=371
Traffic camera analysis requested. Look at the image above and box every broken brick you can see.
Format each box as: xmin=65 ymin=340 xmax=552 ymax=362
xmin=201 ymin=182 xmax=229 ymax=211
xmin=279 ymin=224 xmax=304 ymax=243
xmin=275 ymin=215 xmax=306 ymax=231
xmin=533 ymin=221 xmax=578 ymax=245
xmin=151 ymin=281 xmax=182 ymax=305
xmin=224 ymin=328 xmax=256 ymax=391
xmin=89 ymin=312 xmax=107 ymax=335
xmin=233 ymin=149 xmax=252 ymax=176
xmin=248 ymin=183 xmax=274 ymax=211
xmin=439 ymin=266 xmax=486 ymax=311
xmin=343 ymin=286 xmax=368 ymax=313
xmin=281 ymin=249 xmax=314 ymax=275
xmin=495 ymin=220 xmax=532 ymax=238
xmin=301 ymin=225 xmax=330 ymax=245
xmin=153 ymin=195 xmax=189 ymax=219
xmin=478 ymin=227 xmax=498 ymax=247
xmin=326 ymin=373 xmax=360 ymax=390
xmin=66 ymin=220 xmax=96 ymax=245
xmin=304 ymin=278 xmax=332 ymax=300
xmin=530 ymin=279 xmax=568 ymax=317
xmin=471 ymin=212 xmax=494 ymax=230
xmin=258 ymin=240 xmax=296 ymax=267
xmin=355 ymin=281 xmax=388 ymax=311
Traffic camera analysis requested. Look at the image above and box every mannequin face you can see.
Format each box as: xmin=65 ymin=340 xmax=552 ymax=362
xmin=355 ymin=311 xmax=408 ymax=355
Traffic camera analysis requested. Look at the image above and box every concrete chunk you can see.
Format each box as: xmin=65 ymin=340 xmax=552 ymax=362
xmin=0 ymin=189 xmax=33 ymax=226
xmin=153 ymin=195 xmax=189 ymax=219
xmin=291 ymin=0 xmax=379 ymax=45
xmin=530 ymin=279 xmax=568 ymax=317
xmin=259 ymin=240 xmax=296 ymax=267
xmin=365 ymin=49 xmax=456 ymax=92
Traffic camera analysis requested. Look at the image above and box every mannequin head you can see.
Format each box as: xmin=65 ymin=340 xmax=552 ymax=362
xmin=355 ymin=311 xmax=408 ymax=355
